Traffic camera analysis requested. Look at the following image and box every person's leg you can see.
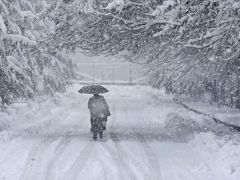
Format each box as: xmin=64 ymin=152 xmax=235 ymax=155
xmin=99 ymin=131 xmax=103 ymax=139
xmin=93 ymin=133 xmax=97 ymax=141
xmin=102 ymin=117 xmax=107 ymax=131
xmin=90 ymin=117 xmax=94 ymax=133
xmin=92 ymin=123 xmax=98 ymax=140
xmin=91 ymin=117 xmax=98 ymax=140
xmin=98 ymin=118 xmax=104 ymax=139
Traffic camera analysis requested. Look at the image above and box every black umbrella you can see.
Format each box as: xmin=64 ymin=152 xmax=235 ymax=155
xmin=78 ymin=85 xmax=109 ymax=94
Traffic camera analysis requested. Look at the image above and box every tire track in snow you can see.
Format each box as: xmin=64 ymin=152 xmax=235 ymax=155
xmin=63 ymin=140 xmax=94 ymax=180
xmin=107 ymin=133 xmax=148 ymax=178
xmin=168 ymin=161 xmax=195 ymax=180
xmin=99 ymin=141 xmax=127 ymax=180
xmin=136 ymin=133 xmax=162 ymax=180
xmin=107 ymin=131 xmax=138 ymax=180
xmin=106 ymin=105 xmax=141 ymax=180
xmin=20 ymin=138 xmax=57 ymax=180
xmin=45 ymin=137 xmax=72 ymax=180
xmin=92 ymin=144 xmax=110 ymax=180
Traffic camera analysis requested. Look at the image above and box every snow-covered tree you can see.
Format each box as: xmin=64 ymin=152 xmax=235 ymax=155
xmin=45 ymin=0 xmax=240 ymax=108
xmin=0 ymin=0 xmax=75 ymax=106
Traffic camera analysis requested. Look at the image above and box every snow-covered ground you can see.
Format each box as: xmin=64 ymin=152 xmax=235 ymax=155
xmin=0 ymin=84 xmax=240 ymax=180
xmin=182 ymin=99 xmax=240 ymax=127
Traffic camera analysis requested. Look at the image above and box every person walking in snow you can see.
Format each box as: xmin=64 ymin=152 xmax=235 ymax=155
xmin=88 ymin=94 xmax=111 ymax=140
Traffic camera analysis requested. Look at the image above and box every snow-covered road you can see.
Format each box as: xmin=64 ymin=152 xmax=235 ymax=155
xmin=0 ymin=84 xmax=240 ymax=180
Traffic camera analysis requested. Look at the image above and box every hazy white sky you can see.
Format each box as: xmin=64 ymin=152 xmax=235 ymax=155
xmin=71 ymin=53 xmax=142 ymax=82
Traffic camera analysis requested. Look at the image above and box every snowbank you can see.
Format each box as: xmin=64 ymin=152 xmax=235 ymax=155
xmin=190 ymin=133 xmax=240 ymax=179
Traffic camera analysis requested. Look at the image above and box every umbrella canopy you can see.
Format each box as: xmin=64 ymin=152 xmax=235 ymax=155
xmin=78 ymin=85 xmax=109 ymax=94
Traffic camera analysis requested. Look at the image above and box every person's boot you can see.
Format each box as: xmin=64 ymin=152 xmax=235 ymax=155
xmin=93 ymin=134 xmax=97 ymax=141
xmin=102 ymin=121 xmax=107 ymax=131
xmin=99 ymin=132 xmax=103 ymax=139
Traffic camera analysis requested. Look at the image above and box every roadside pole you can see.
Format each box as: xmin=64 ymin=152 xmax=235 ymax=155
xmin=129 ymin=63 xmax=133 ymax=85
xmin=101 ymin=69 xmax=104 ymax=84
xmin=112 ymin=68 xmax=115 ymax=85
xmin=92 ymin=63 xmax=95 ymax=84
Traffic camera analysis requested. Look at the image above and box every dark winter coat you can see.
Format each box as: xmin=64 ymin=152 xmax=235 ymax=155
xmin=88 ymin=95 xmax=111 ymax=118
